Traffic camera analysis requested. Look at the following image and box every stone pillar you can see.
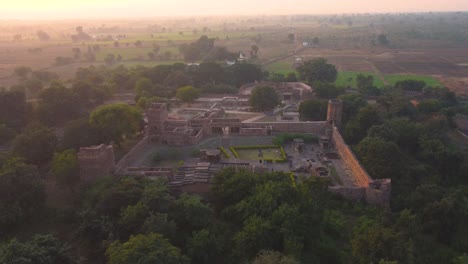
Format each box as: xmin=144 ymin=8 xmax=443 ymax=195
xmin=327 ymin=99 xmax=343 ymax=128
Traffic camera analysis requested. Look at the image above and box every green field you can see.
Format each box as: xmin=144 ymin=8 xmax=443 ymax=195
xmin=265 ymin=61 xmax=295 ymax=74
xmin=96 ymin=47 xmax=153 ymax=61
xmin=335 ymin=71 xmax=385 ymax=88
xmin=385 ymin=74 xmax=441 ymax=87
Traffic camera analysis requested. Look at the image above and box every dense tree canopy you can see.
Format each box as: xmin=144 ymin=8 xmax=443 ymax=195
xmin=0 ymin=234 xmax=75 ymax=264
xmin=176 ymin=86 xmax=200 ymax=104
xmin=0 ymin=89 xmax=28 ymax=129
xmin=51 ymin=149 xmax=79 ymax=190
xmin=299 ymin=99 xmax=327 ymax=121
xmin=0 ymin=158 xmax=45 ymax=234
xmin=314 ymin=81 xmax=345 ymax=99
xmin=249 ymin=86 xmax=280 ymax=111
xmin=297 ymin=58 xmax=338 ymax=83
xmin=12 ymin=124 xmax=57 ymax=164
xmin=36 ymin=83 xmax=81 ymax=125
xmin=106 ymin=233 xmax=189 ymax=264
xmin=89 ymin=104 xmax=142 ymax=145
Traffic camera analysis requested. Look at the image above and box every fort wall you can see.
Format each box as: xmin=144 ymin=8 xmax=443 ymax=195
xmin=114 ymin=136 xmax=152 ymax=174
xmin=330 ymin=126 xmax=391 ymax=207
xmin=331 ymin=126 xmax=371 ymax=187
xmin=78 ymin=144 xmax=115 ymax=182
xmin=245 ymin=121 xmax=327 ymax=134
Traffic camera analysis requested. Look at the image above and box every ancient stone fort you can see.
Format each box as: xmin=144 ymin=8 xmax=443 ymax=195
xmin=78 ymin=82 xmax=391 ymax=207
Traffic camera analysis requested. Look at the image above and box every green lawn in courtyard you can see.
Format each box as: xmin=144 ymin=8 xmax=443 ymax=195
xmin=231 ymin=145 xmax=286 ymax=161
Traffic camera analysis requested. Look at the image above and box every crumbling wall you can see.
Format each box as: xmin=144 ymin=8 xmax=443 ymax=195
xmin=78 ymin=144 xmax=116 ymax=182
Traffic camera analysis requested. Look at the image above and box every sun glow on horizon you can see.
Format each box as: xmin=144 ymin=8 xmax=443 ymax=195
xmin=2 ymin=0 xmax=468 ymax=19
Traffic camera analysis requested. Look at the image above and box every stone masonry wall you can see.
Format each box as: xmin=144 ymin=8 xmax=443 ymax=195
xmin=115 ymin=136 xmax=151 ymax=174
xmin=331 ymin=126 xmax=371 ymax=187
xmin=244 ymin=121 xmax=327 ymax=134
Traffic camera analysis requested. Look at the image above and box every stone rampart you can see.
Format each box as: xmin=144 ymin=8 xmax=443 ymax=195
xmin=328 ymin=186 xmax=366 ymax=201
xmin=331 ymin=127 xmax=371 ymax=187
xmin=115 ymin=136 xmax=151 ymax=174
xmin=330 ymin=126 xmax=391 ymax=207
xmin=244 ymin=121 xmax=327 ymax=134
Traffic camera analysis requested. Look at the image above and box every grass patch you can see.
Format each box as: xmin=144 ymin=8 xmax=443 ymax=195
xmin=385 ymin=74 xmax=441 ymax=87
xmin=218 ymin=146 xmax=231 ymax=158
xmin=230 ymin=145 xmax=286 ymax=162
xmin=265 ymin=61 xmax=295 ymax=74
xmin=335 ymin=71 xmax=385 ymax=88
xmin=96 ymin=47 xmax=154 ymax=61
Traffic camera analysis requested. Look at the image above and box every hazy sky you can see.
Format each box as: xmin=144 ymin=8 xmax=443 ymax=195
xmin=2 ymin=0 xmax=468 ymax=19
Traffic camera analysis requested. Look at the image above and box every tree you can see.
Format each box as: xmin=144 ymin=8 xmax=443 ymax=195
xmin=89 ymin=103 xmax=142 ymax=145
xmin=227 ymin=63 xmax=264 ymax=87
xmin=287 ymin=33 xmax=295 ymax=42
xmin=12 ymin=124 xmax=57 ymax=164
xmin=249 ymin=86 xmax=280 ymax=111
xmin=0 ymin=89 xmax=28 ymax=129
xmin=355 ymin=137 xmax=402 ymax=179
xmin=106 ymin=233 xmax=189 ymax=264
xmin=134 ymin=77 xmax=155 ymax=99
xmin=297 ymin=58 xmax=337 ymax=83
xmin=377 ymin=34 xmax=389 ymax=46
xmin=356 ymin=74 xmax=379 ymax=95
xmin=395 ymin=79 xmax=426 ymax=92
xmin=36 ymin=83 xmax=81 ymax=125
xmin=314 ymin=81 xmax=345 ymax=99
xmin=51 ymin=149 xmax=79 ymax=190
xmin=105 ymin=54 xmax=116 ymax=65
xmin=251 ymin=45 xmax=259 ymax=57
xmin=171 ymin=193 xmax=212 ymax=236
xmin=164 ymin=71 xmax=193 ymax=89
xmin=14 ymin=66 xmax=32 ymax=79
xmin=72 ymin=80 xmax=110 ymax=108
xmin=338 ymin=93 xmax=368 ymax=126
xmin=62 ymin=118 xmax=100 ymax=150
xmin=344 ymin=105 xmax=381 ymax=144
xmin=36 ymin=30 xmax=50 ymax=41
xmin=0 ymin=158 xmax=45 ymax=234
xmin=193 ymin=62 xmax=225 ymax=85
xmin=187 ymin=227 xmax=227 ymax=264
xmin=312 ymin=37 xmax=320 ymax=46
xmin=176 ymin=86 xmax=200 ymax=105
xmin=253 ymin=250 xmax=299 ymax=264
xmin=0 ymin=234 xmax=75 ymax=264
xmin=417 ymin=99 xmax=442 ymax=114
xmin=299 ymin=99 xmax=328 ymax=121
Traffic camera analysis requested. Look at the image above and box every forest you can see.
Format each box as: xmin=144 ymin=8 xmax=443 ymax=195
xmin=0 ymin=54 xmax=467 ymax=263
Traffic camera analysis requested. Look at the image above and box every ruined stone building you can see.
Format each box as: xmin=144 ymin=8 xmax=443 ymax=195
xmin=78 ymin=84 xmax=391 ymax=207
xmin=77 ymin=144 xmax=115 ymax=182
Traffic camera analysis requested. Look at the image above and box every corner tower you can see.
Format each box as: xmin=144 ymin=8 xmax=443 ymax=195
xmin=327 ymin=99 xmax=343 ymax=128
xmin=146 ymin=103 xmax=168 ymax=136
